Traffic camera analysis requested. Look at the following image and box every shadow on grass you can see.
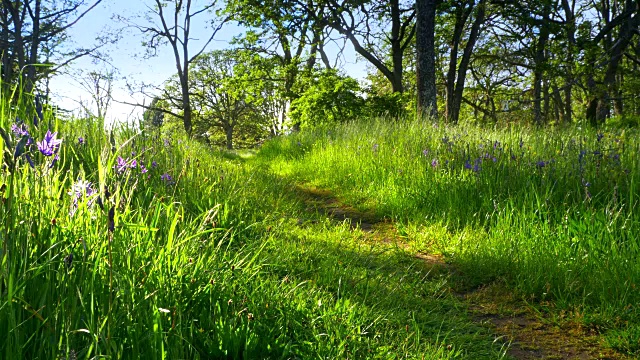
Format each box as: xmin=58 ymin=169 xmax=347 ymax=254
xmin=255 ymin=173 xmax=510 ymax=358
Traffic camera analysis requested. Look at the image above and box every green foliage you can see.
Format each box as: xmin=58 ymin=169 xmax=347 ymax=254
xmin=141 ymin=97 xmax=166 ymax=130
xmin=290 ymin=70 xmax=364 ymax=127
xmin=262 ymin=116 xmax=640 ymax=353
xmin=1 ymin=89 xmax=515 ymax=358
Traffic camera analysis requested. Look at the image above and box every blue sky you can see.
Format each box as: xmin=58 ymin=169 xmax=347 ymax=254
xmin=49 ymin=0 xmax=369 ymax=124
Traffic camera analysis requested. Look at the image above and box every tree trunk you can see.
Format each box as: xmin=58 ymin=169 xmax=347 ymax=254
xmin=450 ymin=0 xmax=485 ymax=124
xmin=225 ymin=125 xmax=234 ymax=150
xmin=561 ymin=0 xmax=576 ymax=124
xmin=533 ymin=2 xmax=551 ymax=126
xmin=445 ymin=5 xmax=468 ymax=121
xmin=391 ymin=0 xmax=404 ymax=93
xmin=416 ymin=0 xmax=438 ymax=118
xmin=25 ymin=0 xmax=41 ymax=94
xmin=0 ymin=5 xmax=12 ymax=87
xmin=592 ymin=0 xmax=638 ymax=125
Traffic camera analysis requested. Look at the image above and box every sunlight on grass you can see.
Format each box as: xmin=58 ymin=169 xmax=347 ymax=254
xmin=259 ymin=117 xmax=640 ymax=356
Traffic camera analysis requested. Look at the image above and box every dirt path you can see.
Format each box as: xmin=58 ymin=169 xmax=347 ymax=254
xmin=296 ymin=184 xmax=626 ymax=360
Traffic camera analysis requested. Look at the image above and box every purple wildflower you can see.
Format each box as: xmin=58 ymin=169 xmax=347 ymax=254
xmin=36 ymin=130 xmax=62 ymax=157
xmin=373 ymin=144 xmax=379 ymax=152
xmin=422 ymin=149 xmax=429 ymax=157
xmin=116 ymin=156 xmax=129 ymax=174
xmin=161 ymin=173 xmax=172 ymax=182
xmin=472 ymin=159 xmax=481 ymax=173
xmin=579 ymin=150 xmax=587 ymax=162
xmin=431 ymin=159 xmax=438 ymax=168
xmin=536 ymin=160 xmax=547 ymax=168
xmin=11 ymin=123 xmax=29 ymax=137
xmin=78 ymin=137 xmax=85 ymax=145
xmin=151 ymin=161 xmax=158 ymax=168
xmin=464 ymin=159 xmax=472 ymax=170
xmin=140 ymin=165 xmax=148 ymax=174
xmin=129 ymin=159 xmax=138 ymax=168
xmin=163 ymin=138 xmax=170 ymax=147
xmin=596 ymin=133 xmax=604 ymax=142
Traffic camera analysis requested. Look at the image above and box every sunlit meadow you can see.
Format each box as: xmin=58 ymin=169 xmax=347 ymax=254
xmin=261 ymin=117 xmax=640 ymax=354
xmin=2 ymin=87 xmax=640 ymax=358
xmin=1 ymin=92 xmax=512 ymax=359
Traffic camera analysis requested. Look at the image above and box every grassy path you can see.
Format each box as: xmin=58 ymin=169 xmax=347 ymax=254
xmin=285 ymin=179 xmax=625 ymax=359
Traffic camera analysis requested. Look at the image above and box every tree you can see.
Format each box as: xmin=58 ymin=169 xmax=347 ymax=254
xmin=314 ymin=0 xmax=416 ymax=94
xmin=442 ymin=0 xmax=486 ymax=123
xmin=0 ymin=0 xmax=105 ymax=94
xmin=290 ymin=69 xmax=364 ymax=127
xmin=73 ymin=68 xmax=115 ymax=119
xmin=142 ymin=97 xmax=166 ymax=130
xmin=124 ymin=0 xmax=228 ymax=136
xmin=178 ymin=49 xmax=266 ymax=149
xmin=225 ymin=0 xmax=329 ymax=133
xmin=416 ymin=0 xmax=438 ymax=117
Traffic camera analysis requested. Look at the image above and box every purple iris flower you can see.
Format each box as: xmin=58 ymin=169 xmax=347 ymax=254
xmin=161 ymin=173 xmax=173 ymax=182
xmin=78 ymin=137 xmax=85 ymax=145
xmin=422 ymin=149 xmax=429 ymax=157
xmin=11 ymin=123 xmax=33 ymax=146
xmin=151 ymin=161 xmax=158 ymax=168
xmin=464 ymin=160 xmax=472 ymax=170
xmin=116 ymin=156 xmax=129 ymax=174
xmin=140 ymin=165 xmax=148 ymax=174
xmin=36 ymin=130 xmax=62 ymax=157
xmin=11 ymin=123 xmax=29 ymax=137
xmin=431 ymin=159 xmax=438 ymax=168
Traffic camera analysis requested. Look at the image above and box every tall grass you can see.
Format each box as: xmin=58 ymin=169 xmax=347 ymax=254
xmin=1 ymin=92 xmax=508 ymax=358
xmin=260 ymin=117 xmax=640 ymax=352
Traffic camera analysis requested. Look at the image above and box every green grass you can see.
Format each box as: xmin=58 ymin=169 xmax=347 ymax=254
xmin=4 ymin=85 xmax=639 ymax=357
xmin=0 ymin=94 xmax=513 ymax=358
xmin=259 ymin=118 xmax=640 ymax=355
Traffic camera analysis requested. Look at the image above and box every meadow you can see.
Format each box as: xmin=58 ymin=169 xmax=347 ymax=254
xmin=1 ymin=93 xmax=639 ymax=358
